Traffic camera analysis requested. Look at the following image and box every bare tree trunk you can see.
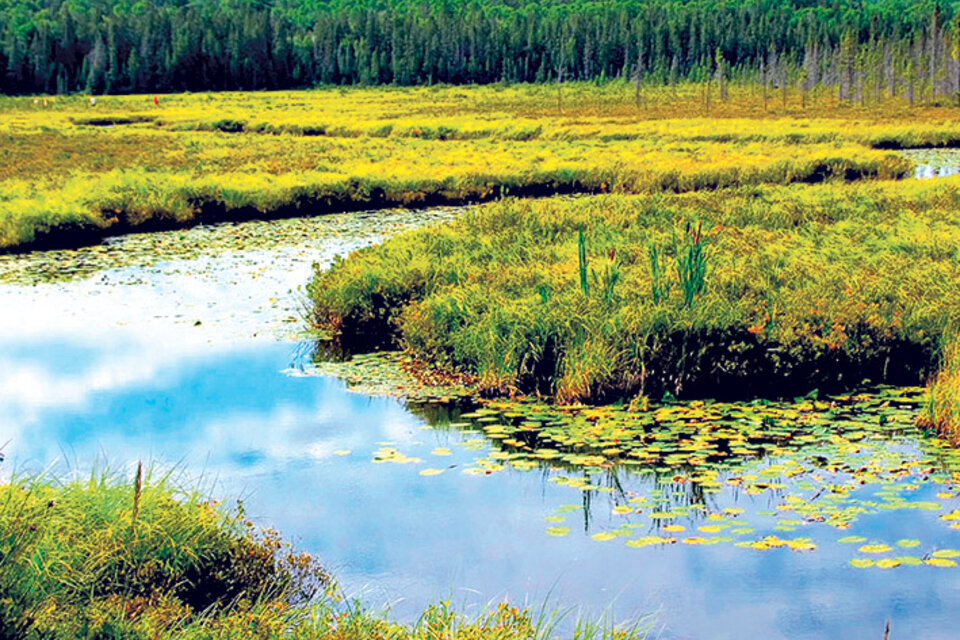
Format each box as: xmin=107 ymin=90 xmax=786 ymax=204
xmin=670 ymin=55 xmax=678 ymax=97
xmin=953 ymin=27 xmax=960 ymax=106
xmin=930 ymin=5 xmax=940 ymax=99
xmin=717 ymin=53 xmax=727 ymax=101
xmin=781 ymin=66 xmax=788 ymax=108
xmin=634 ymin=46 xmax=643 ymax=109
xmin=761 ymin=58 xmax=768 ymax=110
xmin=884 ymin=40 xmax=895 ymax=99
xmin=556 ymin=36 xmax=565 ymax=115
xmin=908 ymin=61 xmax=916 ymax=106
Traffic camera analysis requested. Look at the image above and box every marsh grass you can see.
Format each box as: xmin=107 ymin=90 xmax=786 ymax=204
xmin=311 ymin=180 xmax=960 ymax=403
xmin=918 ymin=338 xmax=960 ymax=443
xmin=0 ymin=82 xmax=934 ymax=252
xmin=0 ymin=467 xmax=650 ymax=639
xmin=0 ymin=465 xmax=330 ymax=638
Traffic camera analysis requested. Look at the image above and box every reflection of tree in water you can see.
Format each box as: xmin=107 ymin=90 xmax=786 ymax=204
xmin=405 ymin=399 xmax=478 ymax=427
xmin=411 ymin=395 xmax=936 ymax=532
xmin=292 ymin=349 xmax=943 ymax=534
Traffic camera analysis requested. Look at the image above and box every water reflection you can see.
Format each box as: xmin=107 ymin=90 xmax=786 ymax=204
xmin=915 ymin=165 xmax=960 ymax=179
xmin=2 ymin=335 xmax=959 ymax=639
xmin=902 ymin=148 xmax=960 ymax=180
xmin=2 ymin=207 xmax=959 ymax=639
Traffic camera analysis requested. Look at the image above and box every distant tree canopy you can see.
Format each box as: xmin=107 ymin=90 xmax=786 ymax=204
xmin=1 ymin=0 xmax=959 ymax=96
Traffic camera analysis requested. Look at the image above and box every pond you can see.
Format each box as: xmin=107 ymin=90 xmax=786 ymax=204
xmin=2 ymin=204 xmax=960 ymax=640
xmin=902 ymin=148 xmax=960 ymax=179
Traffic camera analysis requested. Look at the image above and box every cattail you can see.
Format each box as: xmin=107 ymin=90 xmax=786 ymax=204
xmin=132 ymin=461 xmax=142 ymax=537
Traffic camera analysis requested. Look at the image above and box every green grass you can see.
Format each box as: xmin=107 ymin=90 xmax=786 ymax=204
xmin=919 ymin=339 xmax=960 ymax=444
xmin=0 ymin=82 xmax=936 ymax=252
xmin=0 ymin=464 xmax=328 ymax=638
xmin=310 ymin=179 xmax=960 ymax=403
xmin=0 ymin=467 xmax=651 ymax=640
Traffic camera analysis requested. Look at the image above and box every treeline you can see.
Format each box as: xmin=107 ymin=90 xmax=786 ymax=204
xmin=1 ymin=0 xmax=958 ymax=98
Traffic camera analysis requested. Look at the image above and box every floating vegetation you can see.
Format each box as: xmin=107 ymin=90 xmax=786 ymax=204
xmin=348 ymin=383 xmax=960 ymax=570
xmin=309 ymin=353 xmax=960 ymax=571
xmin=305 ymin=351 xmax=476 ymax=403
xmin=0 ymin=207 xmax=458 ymax=286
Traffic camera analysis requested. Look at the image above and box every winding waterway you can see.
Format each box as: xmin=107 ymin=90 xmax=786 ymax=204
xmin=2 ymin=197 xmax=960 ymax=639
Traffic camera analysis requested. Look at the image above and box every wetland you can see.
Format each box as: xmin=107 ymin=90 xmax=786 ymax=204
xmin=5 ymin=85 xmax=960 ymax=639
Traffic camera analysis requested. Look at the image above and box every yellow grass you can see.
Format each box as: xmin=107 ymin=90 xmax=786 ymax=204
xmin=1 ymin=82 xmax=945 ymax=251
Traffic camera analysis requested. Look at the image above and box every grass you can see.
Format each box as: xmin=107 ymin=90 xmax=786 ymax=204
xmin=310 ymin=179 xmax=960 ymax=404
xmin=919 ymin=340 xmax=960 ymax=444
xmin=0 ymin=466 xmax=651 ymax=640
xmin=5 ymin=81 xmax=954 ymax=251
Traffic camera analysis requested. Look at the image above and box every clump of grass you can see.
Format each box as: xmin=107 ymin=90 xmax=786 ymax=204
xmin=0 ymin=466 xmax=329 ymax=639
xmin=578 ymin=223 xmax=589 ymax=297
xmin=312 ymin=180 xmax=960 ymax=402
xmin=672 ymin=220 xmax=708 ymax=308
xmin=0 ymin=467 xmax=653 ymax=639
xmin=919 ymin=339 xmax=960 ymax=443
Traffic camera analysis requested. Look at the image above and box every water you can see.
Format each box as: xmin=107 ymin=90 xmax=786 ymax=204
xmin=902 ymin=148 xmax=960 ymax=179
xmin=2 ymin=208 xmax=960 ymax=640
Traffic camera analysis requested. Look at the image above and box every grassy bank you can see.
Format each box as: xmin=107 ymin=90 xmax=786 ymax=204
xmin=310 ymin=179 xmax=960 ymax=404
xmin=919 ymin=342 xmax=960 ymax=444
xmin=0 ymin=467 xmax=650 ymax=639
xmin=2 ymin=82 xmax=951 ymax=252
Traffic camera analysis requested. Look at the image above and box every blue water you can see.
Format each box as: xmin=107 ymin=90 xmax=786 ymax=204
xmin=2 ymin=214 xmax=959 ymax=640
xmin=3 ymin=333 xmax=959 ymax=639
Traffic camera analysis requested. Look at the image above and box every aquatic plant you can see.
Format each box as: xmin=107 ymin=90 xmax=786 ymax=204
xmin=312 ymin=179 xmax=960 ymax=403
xmin=647 ymin=244 xmax=670 ymax=304
xmin=672 ymin=221 xmax=707 ymax=308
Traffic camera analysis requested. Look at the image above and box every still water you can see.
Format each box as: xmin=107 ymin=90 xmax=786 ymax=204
xmin=1 ymin=205 xmax=959 ymax=640
xmin=903 ymin=148 xmax=960 ymax=179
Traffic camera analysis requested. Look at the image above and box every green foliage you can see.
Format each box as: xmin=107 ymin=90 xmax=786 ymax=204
xmin=578 ymin=223 xmax=589 ymax=297
xmin=647 ymin=244 xmax=670 ymax=305
xmin=672 ymin=220 xmax=708 ymax=308
xmin=311 ymin=180 xmax=960 ymax=402
xmin=0 ymin=0 xmax=950 ymax=94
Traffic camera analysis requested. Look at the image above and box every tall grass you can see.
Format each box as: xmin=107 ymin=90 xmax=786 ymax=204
xmin=671 ymin=220 xmax=708 ymax=308
xmin=0 ymin=465 xmax=329 ymax=638
xmin=0 ymin=82 xmax=934 ymax=251
xmin=311 ymin=179 xmax=960 ymax=403
xmin=0 ymin=467 xmax=652 ymax=639
xmin=918 ymin=338 xmax=960 ymax=443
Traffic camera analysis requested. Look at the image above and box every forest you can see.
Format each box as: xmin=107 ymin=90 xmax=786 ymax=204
xmin=1 ymin=0 xmax=959 ymax=97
